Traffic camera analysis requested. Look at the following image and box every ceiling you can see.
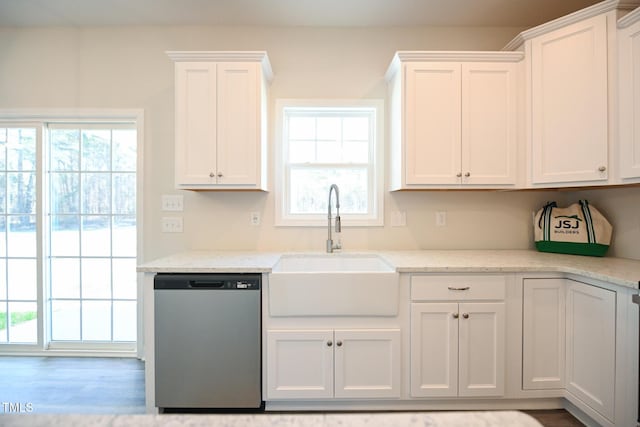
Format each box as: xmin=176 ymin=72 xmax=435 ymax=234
xmin=0 ymin=0 xmax=603 ymax=28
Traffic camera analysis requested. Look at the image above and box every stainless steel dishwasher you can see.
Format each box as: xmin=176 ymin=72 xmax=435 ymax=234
xmin=154 ymin=273 xmax=262 ymax=411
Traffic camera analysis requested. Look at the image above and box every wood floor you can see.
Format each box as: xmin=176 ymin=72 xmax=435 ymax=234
xmin=0 ymin=356 xmax=584 ymax=425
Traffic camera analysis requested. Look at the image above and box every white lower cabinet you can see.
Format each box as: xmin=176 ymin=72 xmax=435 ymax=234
xmin=565 ymin=279 xmax=616 ymax=421
xmin=266 ymin=329 xmax=401 ymax=400
xmin=522 ymin=278 xmax=566 ymax=390
xmin=411 ymin=302 xmax=505 ymax=397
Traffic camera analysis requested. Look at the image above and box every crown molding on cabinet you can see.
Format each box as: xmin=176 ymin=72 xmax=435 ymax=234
xmin=166 ymin=51 xmax=273 ymax=82
xmin=503 ymin=0 xmax=640 ymax=50
xmin=384 ymin=51 xmax=524 ymax=81
xmin=618 ymin=5 xmax=640 ymax=27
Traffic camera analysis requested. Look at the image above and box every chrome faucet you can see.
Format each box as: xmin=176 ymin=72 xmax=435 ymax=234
xmin=327 ymin=184 xmax=342 ymax=253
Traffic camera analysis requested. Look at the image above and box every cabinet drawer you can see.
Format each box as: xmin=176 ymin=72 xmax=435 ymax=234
xmin=411 ymin=275 xmax=506 ymax=301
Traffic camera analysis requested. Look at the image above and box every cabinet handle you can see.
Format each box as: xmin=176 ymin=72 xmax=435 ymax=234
xmin=217 ymin=172 xmax=223 ymax=178
xmin=326 ymin=340 xmax=333 ymax=347
xmin=456 ymin=172 xmax=462 ymax=178
xmin=336 ymin=341 xmax=343 ymax=347
xmin=598 ymin=166 xmax=606 ymax=172
xmin=209 ymin=172 xmax=215 ymax=178
xmin=447 ymin=286 xmax=470 ymax=291
xmin=464 ymin=172 xmax=470 ymax=177
xmin=462 ymin=313 xmax=469 ymax=319
xmin=452 ymin=313 xmax=459 ymax=319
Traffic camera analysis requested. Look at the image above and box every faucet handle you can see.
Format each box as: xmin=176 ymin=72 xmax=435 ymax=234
xmin=335 ymin=215 xmax=341 ymax=233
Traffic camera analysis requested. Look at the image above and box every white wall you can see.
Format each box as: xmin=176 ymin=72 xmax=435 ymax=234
xmin=0 ymin=25 xmax=637 ymax=260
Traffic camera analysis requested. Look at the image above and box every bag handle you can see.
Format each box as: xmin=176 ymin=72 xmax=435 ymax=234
xmin=538 ymin=201 xmax=557 ymax=241
xmin=579 ymin=200 xmax=596 ymax=243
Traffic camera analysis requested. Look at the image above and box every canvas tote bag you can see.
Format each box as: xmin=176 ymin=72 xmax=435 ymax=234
xmin=533 ymin=200 xmax=612 ymax=257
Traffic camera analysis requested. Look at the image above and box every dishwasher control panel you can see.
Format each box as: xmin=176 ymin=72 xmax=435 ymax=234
xmin=154 ymin=273 xmax=261 ymax=290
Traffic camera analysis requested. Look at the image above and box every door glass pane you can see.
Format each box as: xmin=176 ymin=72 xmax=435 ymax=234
xmin=8 ymin=172 xmax=36 ymax=214
xmin=113 ymin=301 xmax=136 ymax=342
xmin=0 ymin=303 xmax=7 ymax=343
xmin=50 ymin=215 xmax=80 ymax=256
xmin=81 ymin=130 xmax=111 ymax=171
xmin=7 ymin=215 xmax=36 ymax=258
xmin=0 ymin=259 xmax=6 ymax=300
xmin=81 ymin=215 xmax=110 ymax=257
xmin=6 ymin=128 xmax=36 ymax=171
xmin=82 ymin=173 xmax=110 ymax=214
xmin=112 ymin=216 xmax=136 ymax=257
xmin=81 ymin=258 xmax=111 ymax=299
xmin=0 ymin=216 xmax=5 ymax=257
xmin=112 ymin=258 xmax=136 ymax=299
xmin=112 ymin=173 xmax=136 ymax=214
xmin=82 ymin=300 xmax=111 ymax=341
xmin=50 ymin=129 xmax=80 ymax=171
xmin=7 ymin=259 xmax=36 ymax=300
xmin=50 ymin=258 xmax=80 ymax=299
xmin=51 ymin=300 xmax=80 ymax=341
xmin=112 ymin=130 xmax=136 ymax=172
xmin=8 ymin=301 xmax=37 ymax=343
xmin=50 ymin=173 xmax=79 ymax=214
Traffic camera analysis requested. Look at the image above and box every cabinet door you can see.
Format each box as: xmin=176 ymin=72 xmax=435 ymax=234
xmin=462 ymin=62 xmax=517 ymax=185
xmin=410 ymin=302 xmax=458 ymax=397
xmin=530 ymin=14 xmax=609 ymax=184
xmin=174 ymin=62 xmax=218 ymax=185
xmin=266 ymin=330 xmax=333 ymax=399
xmin=566 ymin=280 xmax=616 ymax=421
xmin=216 ymin=62 xmax=260 ymax=185
xmin=404 ymin=63 xmax=461 ymax=185
xmin=619 ymin=16 xmax=640 ymax=179
xmin=458 ymin=302 xmax=505 ymax=397
xmin=334 ymin=329 xmax=401 ymax=399
xmin=522 ymin=278 xmax=565 ymax=390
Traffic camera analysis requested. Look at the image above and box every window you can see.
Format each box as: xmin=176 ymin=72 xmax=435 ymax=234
xmin=0 ymin=110 xmax=141 ymax=353
xmin=275 ymin=100 xmax=384 ymax=226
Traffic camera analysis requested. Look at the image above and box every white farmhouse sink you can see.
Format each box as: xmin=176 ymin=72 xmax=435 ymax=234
xmin=269 ymin=254 xmax=399 ymax=316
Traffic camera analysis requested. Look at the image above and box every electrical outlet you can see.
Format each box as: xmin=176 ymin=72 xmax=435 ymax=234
xmin=162 ymin=217 xmax=183 ymax=233
xmin=436 ymin=211 xmax=446 ymax=227
xmin=162 ymin=195 xmax=184 ymax=211
xmin=250 ymin=212 xmax=261 ymax=226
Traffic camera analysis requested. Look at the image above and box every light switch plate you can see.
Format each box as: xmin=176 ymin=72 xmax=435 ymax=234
xmin=162 ymin=195 xmax=184 ymax=211
xmin=162 ymin=217 xmax=183 ymax=233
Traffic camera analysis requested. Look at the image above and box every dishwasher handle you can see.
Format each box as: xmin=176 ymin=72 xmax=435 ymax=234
xmin=189 ymin=280 xmax=226 ymax=289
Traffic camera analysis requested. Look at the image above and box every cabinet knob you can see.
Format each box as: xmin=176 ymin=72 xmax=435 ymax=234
xmin=336 ymin=341 xmax=343 ymax=347
xmin=464 ymin=172 xmax=470 ymax=177
xmin=462 ymin=313 xmax=469 ymax=319
xmin=456 ymin=172 xmax=462 ymax=178
xmin=452 ymin=313 xmax=459 ymax=319
xmin=326 ymin=340 xmax=333 ymax=347
xmin=217 ymin=172 xmax=223 ymax=177
xmin=209 ymin=172 xmax=215 ymax=178
xmin=598 ymin=166 xmax=606 ymax=172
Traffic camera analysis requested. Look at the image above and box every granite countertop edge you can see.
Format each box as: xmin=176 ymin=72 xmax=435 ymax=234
xmin=137 ymin=249 xmax=640 ymax=290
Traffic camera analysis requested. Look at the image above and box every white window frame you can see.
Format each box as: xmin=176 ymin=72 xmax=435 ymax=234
xmin=275 ymin=99 xmax=384 ymax=227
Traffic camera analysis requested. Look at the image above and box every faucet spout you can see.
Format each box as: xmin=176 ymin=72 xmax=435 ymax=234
xmin=327 ymin=184 xmax=342 ymax=253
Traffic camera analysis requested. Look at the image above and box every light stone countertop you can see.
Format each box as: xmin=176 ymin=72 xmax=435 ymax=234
xmin=0 ymin=411 xmax=543 ymax=427
xmin=138 ymin=249 xmax=640 ymax=290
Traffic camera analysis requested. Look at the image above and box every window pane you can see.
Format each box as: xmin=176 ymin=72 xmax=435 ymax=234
xmin=343 ymin=140 xmax=369 ymax=163
xmin=113 ymin=173 xmax=136 ymax=215
xmin=0 ymin=259 xmax=6 ymax=299
xmin=50 ymin=258 xmax=80 ymax=299
xmin=7 ymin=259 xmax=37 ymax=300
xmin=82 ymin=173 xmax=111 ymax=214
xmin=113 ymin=130 xmax=136 ymax=172
xmin=81 ymin=130 xmax=111 ymax=171
xmin=51 ymin=300 xmax=80 ymax=341
xmin=82 ymin=300 xmax=111 ymax=341
xmin=288 ymin=140 xmax=315 ymax=163
xmin=0 ymin=173 xmax=6 ymax=214
xmin=0 ymin=216 xmax=5 ymax=257
xmin=316 ymin=140 xmax=341 ymax=163
xmin=81 ymin=258 xmax=111 ymax=299
xmin=289 ymin=167 xmax=368 ymax=214
xmin=50 ymin=173 xmax=80 ymax=214
xmin=8 ymin=215 xmax=36 ymax=257
xmin=113 ymin=301 xmax=136 ymax=342
xmin=7 ymin=128 xmax=36 ymax=171
xmin=8 ymin=301 xmax=37 ymax=343
xmin=50 ymin=215 xmax=80 ymax=256
xmin=0 ymin=128 xmax=6 ymax=170
xmin=0 ymin=304 xmax=6 ymax=343
xmin=112 ymin=258 xmax=136 ymax=300
xmin=8 ymin=172 xmax=36 ymax=214
xmin=316 ymin=117 xmax=340 ymax=141
xmin=112 ymin=216 xmax=136 ymax=257
xmin=343 ymin=116 xmax=370 ymax=141
xmin=288 ymin=116 xmax=315 ymax=140
xmin=81 ymin=215 xmax=111 ymax=257
xmin=50 ymin=129 xmax=80 ymax=171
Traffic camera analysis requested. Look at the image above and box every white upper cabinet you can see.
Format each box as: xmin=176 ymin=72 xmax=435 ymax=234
xmin=530 ymin=15 xmax=609 ymax=185
xmin=618 ymin=7 xmax=640 ymax=181
xmin=168 ymin=51 xmax=272 ymax=190
xmin=386 ymin=52 xmax=522 ymax=190
xmin=503 ymin=1 xmax=640 ymax=187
